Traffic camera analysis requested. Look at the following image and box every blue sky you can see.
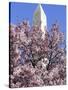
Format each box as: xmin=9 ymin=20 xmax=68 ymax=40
xmin=9 ymin=2 xmax=66 ymax=34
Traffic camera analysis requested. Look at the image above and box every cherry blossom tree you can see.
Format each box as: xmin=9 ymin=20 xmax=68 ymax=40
xmin=9 ymin=21 xmax=66 ymax=88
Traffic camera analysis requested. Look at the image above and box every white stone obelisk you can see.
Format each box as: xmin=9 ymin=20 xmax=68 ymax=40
xmin=33 ymin=4 xmax=47 ymax=40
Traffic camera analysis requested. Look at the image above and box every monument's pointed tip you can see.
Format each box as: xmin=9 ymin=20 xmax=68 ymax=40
xmin=33 ymin=3 xmax=47 ymax=26
xmin=38 ymin=4 xmax=41 ymax=6
xmin=37 ymin=4 xmax=42 ymax=10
